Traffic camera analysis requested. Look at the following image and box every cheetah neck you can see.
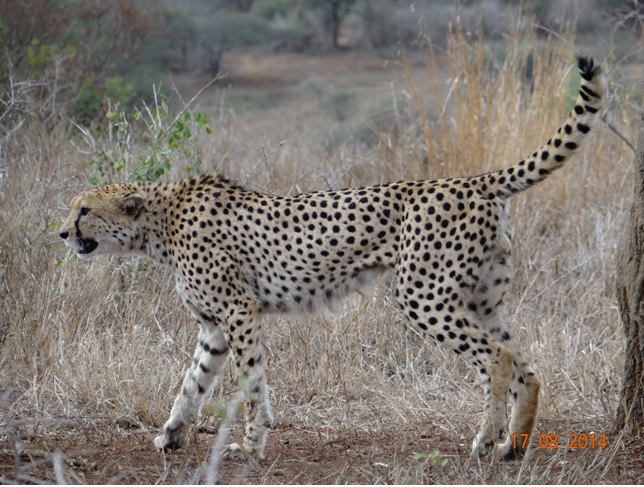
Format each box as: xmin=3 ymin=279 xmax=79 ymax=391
xmin=127 ymin=175 xmax=238 ymax=266
xmin=125 ymin=180 xmax=179 ymax=266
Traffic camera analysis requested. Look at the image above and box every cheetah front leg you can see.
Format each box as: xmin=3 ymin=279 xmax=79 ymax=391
xmin=222 ymin=307 xmax=273 ymax=461
xmin=223 ymin=363 xmax=272 ymax=461
xmin=154 ymin=321 xmax=229 ymax=452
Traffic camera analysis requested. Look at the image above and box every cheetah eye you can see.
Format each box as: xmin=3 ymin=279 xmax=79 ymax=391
xmin=80 ymin=207 xmax=90 ymax=216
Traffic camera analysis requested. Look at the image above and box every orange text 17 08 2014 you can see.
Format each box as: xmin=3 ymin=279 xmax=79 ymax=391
xmin=511 ymin=433 xmax=608 ymax=450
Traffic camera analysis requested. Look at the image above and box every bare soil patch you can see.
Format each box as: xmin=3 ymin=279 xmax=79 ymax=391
xmin=223 ymin=50 xmax=401 ymax=88
xmin=0 ymin=420 xmax=455 ymax=484
xmin=2 ymin=418 xmax=642 ymax=484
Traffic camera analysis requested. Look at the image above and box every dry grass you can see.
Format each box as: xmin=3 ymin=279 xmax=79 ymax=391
xmin=1 ymin=20 xmax=642 ymax=484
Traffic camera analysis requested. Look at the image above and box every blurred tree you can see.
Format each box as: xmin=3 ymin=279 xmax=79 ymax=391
xmin=362 ymin=0 xmax=395 ymax=48
xmin=615 ymin=104 xmax=644 ymax=438
xmin=228 ymin=0 xmax=254 ymax=11
xmin=308 ymin=0 xmax=356 ymax=48
xmin=206 ymin=38 xmax=227 ymax=78
xmin=608 ymin=0 xmax=644 ymax=35
xmin=0 ymin=0 xmax=154 ymax=123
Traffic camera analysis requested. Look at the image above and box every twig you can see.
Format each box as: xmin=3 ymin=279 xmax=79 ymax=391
xmin=52 ymin=451 xmax=68 ymax=485
xmin=203 ymin=391 xmax=245 ymax=484
xmin=601 ymin=115 xmax=636 ymax=153
xmin=158 ymin=74 xmax=223 ymax=142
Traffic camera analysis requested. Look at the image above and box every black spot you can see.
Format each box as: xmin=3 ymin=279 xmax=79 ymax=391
xmin=577 ymin=123 xmax=590 ymax=134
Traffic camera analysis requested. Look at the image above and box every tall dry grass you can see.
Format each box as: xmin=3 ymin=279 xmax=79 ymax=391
xmin=1 ymin=18 xmax=641 ymax=483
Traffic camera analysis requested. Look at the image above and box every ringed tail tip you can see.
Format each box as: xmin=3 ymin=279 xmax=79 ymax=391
xmin=576 ymin=56 xmax=601 ymax=81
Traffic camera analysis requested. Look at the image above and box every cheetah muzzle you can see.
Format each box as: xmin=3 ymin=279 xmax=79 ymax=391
xmin=59 ymin=57 xmax=606 ymax=462
xmin=77 ymin=237 xmax=98 ymax=255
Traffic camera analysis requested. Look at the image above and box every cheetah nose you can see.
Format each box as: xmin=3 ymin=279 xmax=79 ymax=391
xmin=59 ymin=231 xmax=69 ymax=239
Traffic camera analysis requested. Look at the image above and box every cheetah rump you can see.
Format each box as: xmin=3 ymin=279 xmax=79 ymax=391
xmin=59 ymin=57 xmax=606 ymax=461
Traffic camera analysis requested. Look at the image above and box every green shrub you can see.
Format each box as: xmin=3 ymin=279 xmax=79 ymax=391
xmin=253 ymin=0 xmax=294 ymax=19
xmin=79 ymin=85 xmax=213 ymax=185
xmin=73 ymin=76 xmax=136 ymax=126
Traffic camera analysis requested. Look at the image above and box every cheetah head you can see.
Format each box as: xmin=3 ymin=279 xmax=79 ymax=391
xmin=59 ymin=187 xmax=145 ymax=259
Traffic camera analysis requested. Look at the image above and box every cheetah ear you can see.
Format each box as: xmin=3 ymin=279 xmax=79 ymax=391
xmin=120 ymin=193 xmax=145 ymax=219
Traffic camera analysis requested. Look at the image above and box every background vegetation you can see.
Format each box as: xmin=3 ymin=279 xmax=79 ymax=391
xmin=2 ymin=0 xmax=641 ymax=122
xmin=1 ymin=0 xmax=643 ymax=483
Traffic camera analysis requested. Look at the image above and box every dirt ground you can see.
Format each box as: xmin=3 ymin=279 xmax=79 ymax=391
xmin=0 ymin=420 xmax=448 ymax=484
xmin=1 ymin=417 xmax=643 ymax=484
xmin=176 ymin=48 xmax=437 ymax=145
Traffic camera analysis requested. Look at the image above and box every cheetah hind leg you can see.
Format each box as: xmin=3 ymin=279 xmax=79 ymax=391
xmin=478 ymin=313 xmax=540 ymax=460
xmin=470 ymin=340 xmax=514 ymax=458
xmin=495 ymin=359 xmax=541 ymax=460
xmin=399 ymin=298 xmax=514 ymax=459
xmin=469 ymin=258 xmax=539 ymax=460
xmin=470 ymin=342 xmax=541 ymax=461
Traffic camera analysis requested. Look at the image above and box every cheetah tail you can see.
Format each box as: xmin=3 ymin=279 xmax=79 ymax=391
xmin=479 ymin=56 xmax=607 ymax=200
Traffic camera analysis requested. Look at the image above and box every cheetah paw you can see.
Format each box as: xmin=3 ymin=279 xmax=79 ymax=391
xmin=222 ymin=442 xmax=263 ymax=462
xmin=494 ymin=438 xmax=525 ymax=461
xmin=471 ymin=434 xmax=495 ymax=458
xmin=154 ymin=424 xmax=187 ymax=453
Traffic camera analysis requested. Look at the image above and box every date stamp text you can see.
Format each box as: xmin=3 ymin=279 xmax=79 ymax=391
xmin=511 ymin=433 xmax=608 ymax=450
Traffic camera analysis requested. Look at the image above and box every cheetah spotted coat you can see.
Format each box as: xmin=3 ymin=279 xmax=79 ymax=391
xmin=59 ymin=57 xmax=606 ymax=461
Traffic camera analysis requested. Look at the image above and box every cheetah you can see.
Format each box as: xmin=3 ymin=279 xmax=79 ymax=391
xmin=59 ymin=57 xmax=605 ymax=461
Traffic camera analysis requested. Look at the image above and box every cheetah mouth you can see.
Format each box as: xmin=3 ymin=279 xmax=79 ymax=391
xmin=77 ymin=237 xmax=99 ymax=255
